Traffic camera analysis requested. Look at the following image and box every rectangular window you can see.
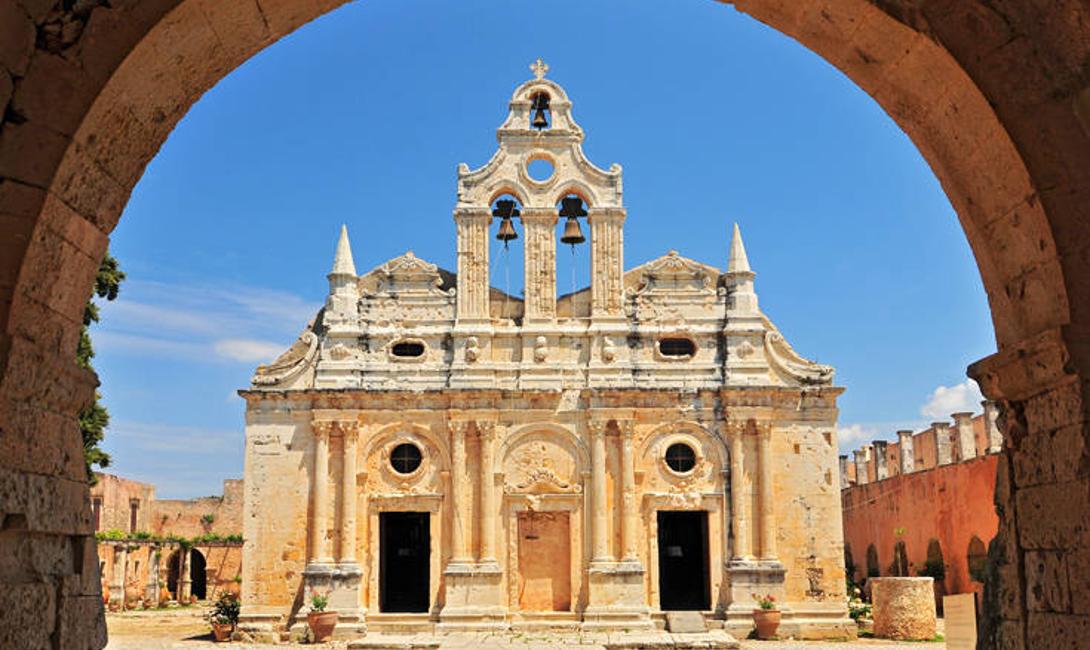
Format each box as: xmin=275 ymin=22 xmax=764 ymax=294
xmin=92 ymin=498 xmax=102 ymax=531
xmin=129 ymin=500 xmax=139 ymax=532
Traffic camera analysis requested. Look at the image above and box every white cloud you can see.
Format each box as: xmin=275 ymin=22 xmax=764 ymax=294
xmin=837 ymin=423 xmax=879 ymax=450
xmin=94 ymin=279 xmax=318 ymax=366
xmin=213 ymin=338 xmax=286 ymax=363
xmin=920 ymin=379 xmax=984 ymax=419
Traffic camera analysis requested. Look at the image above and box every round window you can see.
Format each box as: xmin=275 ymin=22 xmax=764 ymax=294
xmin=390 ymin=443 xmax=422 ymax=474
xmin=665 ymin=442 xmax=697 ymax=473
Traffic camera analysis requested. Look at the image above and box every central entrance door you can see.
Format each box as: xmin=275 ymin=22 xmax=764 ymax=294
xmin=379 ymin=512 xmax=430 ymax=612
xmin=657 ymin=510 xmax=710 ymax=610
xmin=516 ymin=511 xmax=571 ymax=611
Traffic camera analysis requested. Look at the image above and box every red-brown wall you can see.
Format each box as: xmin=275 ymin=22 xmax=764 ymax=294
xmin=841 ymin=454 xmax=998 ymax=600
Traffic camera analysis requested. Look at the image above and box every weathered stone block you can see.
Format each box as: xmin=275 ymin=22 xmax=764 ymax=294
xmin=871 ymin=577 xmax=936 ymax=640
xmin=1016 ymin=479 xmax=1090 ymax=550
xmin=0 ymin=581 xmax=57 ymax=649
xmin=1025 ymin=550 xmax=1070 ymax=613
xmin=1026 ymin=611 xmax=1090 ymax=650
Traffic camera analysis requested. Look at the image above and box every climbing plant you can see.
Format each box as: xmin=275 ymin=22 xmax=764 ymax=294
xmin=78 ymin=252 xmax=125 ymax=483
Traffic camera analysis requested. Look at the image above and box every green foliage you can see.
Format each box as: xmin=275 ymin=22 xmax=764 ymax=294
xmin=918 ymin=558 xmax=946 ymax=581
xmin=846 ymin=585 xmax=872 ymax=622
xmin=309 ymin=591 xmax=329 ymax=613
xmin=95 ymin=529 xmax=127 ymax=541
xmin=79 ymin=252 xmax=125 ymax=482
xmin=94 ymin=530 xmax=244 ymax=546
xmin=209 ymin=592 xmax=240 ymax=626
xmin=751 ymin=593 xmax=777 ymax=610
xmin=201 ymin=513 xmax=216 ymax=525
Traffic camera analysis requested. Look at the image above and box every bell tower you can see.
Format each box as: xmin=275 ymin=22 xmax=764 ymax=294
xmin=454 ymin=60 xmax=626 ymax=325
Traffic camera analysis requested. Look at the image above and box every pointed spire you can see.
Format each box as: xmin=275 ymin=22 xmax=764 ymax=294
xmin=728 ymin=223 xmax=751 ymax=274
xmin=331 ymin=224 xmax=356 ymax=277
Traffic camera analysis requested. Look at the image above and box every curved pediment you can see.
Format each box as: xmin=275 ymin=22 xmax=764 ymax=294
xmin=627 ymin=251 xmax=720 ymax=296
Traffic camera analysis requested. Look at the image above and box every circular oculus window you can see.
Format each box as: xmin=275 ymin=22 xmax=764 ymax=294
xmin=664 ymin=442 xmax=697 ymax=473
xmin=389 ymin=442 xmax=423 ymax=474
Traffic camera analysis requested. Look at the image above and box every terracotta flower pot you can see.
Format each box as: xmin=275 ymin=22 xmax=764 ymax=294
xmin=211 ymin=622 xmax=233 ymax=642
xmin=753 ymin=608 xmax=781 ymax=640
xmin=307 ymin=611 xmax=338 ymax=643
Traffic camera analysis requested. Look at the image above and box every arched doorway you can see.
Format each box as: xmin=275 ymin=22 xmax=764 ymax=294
xmin=967 ymin=535 xmax=988 ymax=584
xmin=166 ymin=550 xmax=181 ymax=600
xmin=189 ymin=549 xmax=207 ymax=601
xmin=0 ymin=4 xmax=1087 ymax=649
xmin=865 ymin=544 xmax=880 ymax=579
xmin=891 ymin=541 xmax=909 ymax=577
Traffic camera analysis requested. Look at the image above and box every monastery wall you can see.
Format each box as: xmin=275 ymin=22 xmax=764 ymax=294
xmin=151 ymin=479 xmax=244 ymax=538
xmin=90 ymin=473 xmax=156 ymax=533
xmin=840 ymin=407 xmax=1002 ymax=607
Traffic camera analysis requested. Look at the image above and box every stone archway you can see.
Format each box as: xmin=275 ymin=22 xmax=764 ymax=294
xmin=1 ymin=2 xmax=1088 ymax=648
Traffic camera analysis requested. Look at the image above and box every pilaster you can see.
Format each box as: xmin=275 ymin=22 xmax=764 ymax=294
xmin=520 ymin=208 xmax=557 ymax=323
xmin=454 ymin=207 xmax=491 ymax=323
xmin=588 ymin=207 xmax=625 ymax=319
xmin=897 ymin=430 xmax=915 ymax=474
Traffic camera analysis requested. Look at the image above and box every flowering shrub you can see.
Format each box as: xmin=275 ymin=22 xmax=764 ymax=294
xmin=752 ymin=593 xmax=777 ymax=610
xmin=847 ymin=585 xmax=872 ymax=622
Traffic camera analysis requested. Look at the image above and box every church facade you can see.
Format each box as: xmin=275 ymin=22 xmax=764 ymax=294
xmin=239 ymin=63 xmax=851 ymax=640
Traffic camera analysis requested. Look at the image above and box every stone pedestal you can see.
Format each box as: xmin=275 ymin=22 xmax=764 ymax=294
xmin=302 ymin=562 xmax=366 ymax=636
xmin=723 ymin=560 xmax=786 ymax=634
xmin=582 ymin=563 xmax=653 ymax=630
xmin=872 ymin=577 xmax=936 ymax=640
xmin=438 ymin=563 xmax=506 ymax=631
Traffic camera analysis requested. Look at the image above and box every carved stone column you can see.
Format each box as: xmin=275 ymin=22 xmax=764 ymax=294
xmin=520 ymin=208 xmax=557 ymax=323
xmin=618 ymin=420 xmax=638 ymax=562
xmin=449 ymin=420 xmax=471 ymax=564
xmin=757 ymin=422 xmax=777 ymax=560
xmin=952 ymin=412 xmax=977 ymax=461
xmin=147 ymin=547 xmax=160 ymax=604
xmin=589 ymin=419 xmax=610 ymax=563
xmin=853 ymin=449 xmax=869 ymax=485
xmin=729 ymin=423 xmax=751 ymax=560
xmin=178 ymin=547 xmax=190 ymax=602
xmin=982 ymin=400 xmax=1002 ymax=452
xmin=340 ymin=422 xmax=359 ymax=563
xmin=588 ymin=207 xmax=626 ymax=318
xmin=873 ymin=440 xmax=889 ymax=480
xmin=933 ymin=422 xmax=954 ymax=465
xmin=311 ymin=421 xmax=333 ymax=564
xmin=454 ymin=207 xmax=491 ymax=323
xmin=478 ymin=421 xmax=498 ymax=564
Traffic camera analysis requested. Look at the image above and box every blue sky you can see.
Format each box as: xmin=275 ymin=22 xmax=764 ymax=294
xmin=94 ymin=0 xmax=996 ymax=498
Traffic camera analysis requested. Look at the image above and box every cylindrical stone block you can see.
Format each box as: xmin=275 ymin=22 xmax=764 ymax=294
xmin=872 ymin=577 xmax=937 ymax=640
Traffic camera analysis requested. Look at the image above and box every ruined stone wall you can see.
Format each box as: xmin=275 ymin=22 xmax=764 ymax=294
xmin=89 ymin=473 xmax=156 ymax=533
xmin=842 ymin=454 xmax=999 ymax=600
xmin=150 ymin=479 xmax=244 ymax=538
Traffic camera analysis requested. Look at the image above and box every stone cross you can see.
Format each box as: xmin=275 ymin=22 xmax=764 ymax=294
xmin=530 ymin=58 xmax=549 ymax=80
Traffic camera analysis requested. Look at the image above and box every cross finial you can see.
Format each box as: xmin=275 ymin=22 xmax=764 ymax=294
xmin=530 ymin=58 xmax=549 ymax=80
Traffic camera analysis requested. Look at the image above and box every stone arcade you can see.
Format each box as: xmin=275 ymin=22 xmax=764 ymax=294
xmin=238 ymin=66 xmax=850 ymax=640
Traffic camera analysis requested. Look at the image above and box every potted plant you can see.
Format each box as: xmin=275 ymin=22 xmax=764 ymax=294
xmin=752 ymin=593 xmax=781 ymax=640
xmin=306 ymin=591 xmax=337 ymax=642
xmin=208 ymin=592 xmax=240 ymax=642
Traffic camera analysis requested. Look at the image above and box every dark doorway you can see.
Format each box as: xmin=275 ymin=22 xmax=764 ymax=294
xmin=380 ymin=512 xmax=430 ymax=612
xmin=657 ymin=511 xmax=710 ymax=610
xmin=167 ymin=551 xmax=180 ymax=598
xmin=190 ymin=549 xmax=207 ymax=600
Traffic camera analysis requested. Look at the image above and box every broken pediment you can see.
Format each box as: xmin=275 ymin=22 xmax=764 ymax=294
xmin=630 ymin=251 xmax=718 ymax=296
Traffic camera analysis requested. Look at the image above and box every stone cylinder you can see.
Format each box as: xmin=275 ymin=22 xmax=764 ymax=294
xmin=872 ymin=577 xmax=937 ymax=640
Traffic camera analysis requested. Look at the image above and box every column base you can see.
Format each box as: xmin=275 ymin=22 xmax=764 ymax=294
xmin=583 ymin=562 xmax=653 ymax=630
xmin=724 ymin=559 xmax=786 ymax=636
xmin=437 ymin=562 xmax=507 ymax=631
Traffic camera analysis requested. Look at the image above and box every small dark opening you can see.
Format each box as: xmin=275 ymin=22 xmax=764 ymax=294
xmin=665 ymin=443 xmax=697 ymax=473
xmin=190 ymin=549 xmax=207 ymax=600
xmin=390 ymin=443 xmax=423 ymax=474
xmin=657 ymin=510 xmax=710 ymax=610
xmin=530 ymin=92 xmax=551 ymax=129
xmin=659 ymin=338 xmax=695 ymax=357
xmin=391 ymin=341 xmax=425 ymax=357
xmin=380 ymin=512 xmax=430 ymax=612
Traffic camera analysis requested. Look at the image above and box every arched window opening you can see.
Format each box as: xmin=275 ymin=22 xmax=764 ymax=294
xmin=530 ymin=92 xmax=551 ymax=130
xmin=967 ymin=535 xmax=988 ymax=583
xmin=556 ymin=194 xmax=590 ymax=304
xmin=865 ymin=544 xmax=880 ymax=578
xmin=490 ymin=195 xmax=525 ymax=313
xmin=167 ymin=550 xmax=181 ymax=599
xmin=844 ymin=543 xmax=856 ymax=583
xmin=891 ymin=540 xmax=909 ymax=576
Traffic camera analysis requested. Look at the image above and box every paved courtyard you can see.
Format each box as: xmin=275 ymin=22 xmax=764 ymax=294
xmin=105 ymin=611 xmax=944 ymax=649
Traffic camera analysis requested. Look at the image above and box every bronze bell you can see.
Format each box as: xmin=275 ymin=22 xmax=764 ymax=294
xmin=531 ymin=94 xmax=550 ymax=129
xmin=493 ymin=199 xmax=519 ymax=245
xmin=496 ymin=217 xmax=518 ymax=243
xmin=560 ymin=216 xmax=586 ymax=246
